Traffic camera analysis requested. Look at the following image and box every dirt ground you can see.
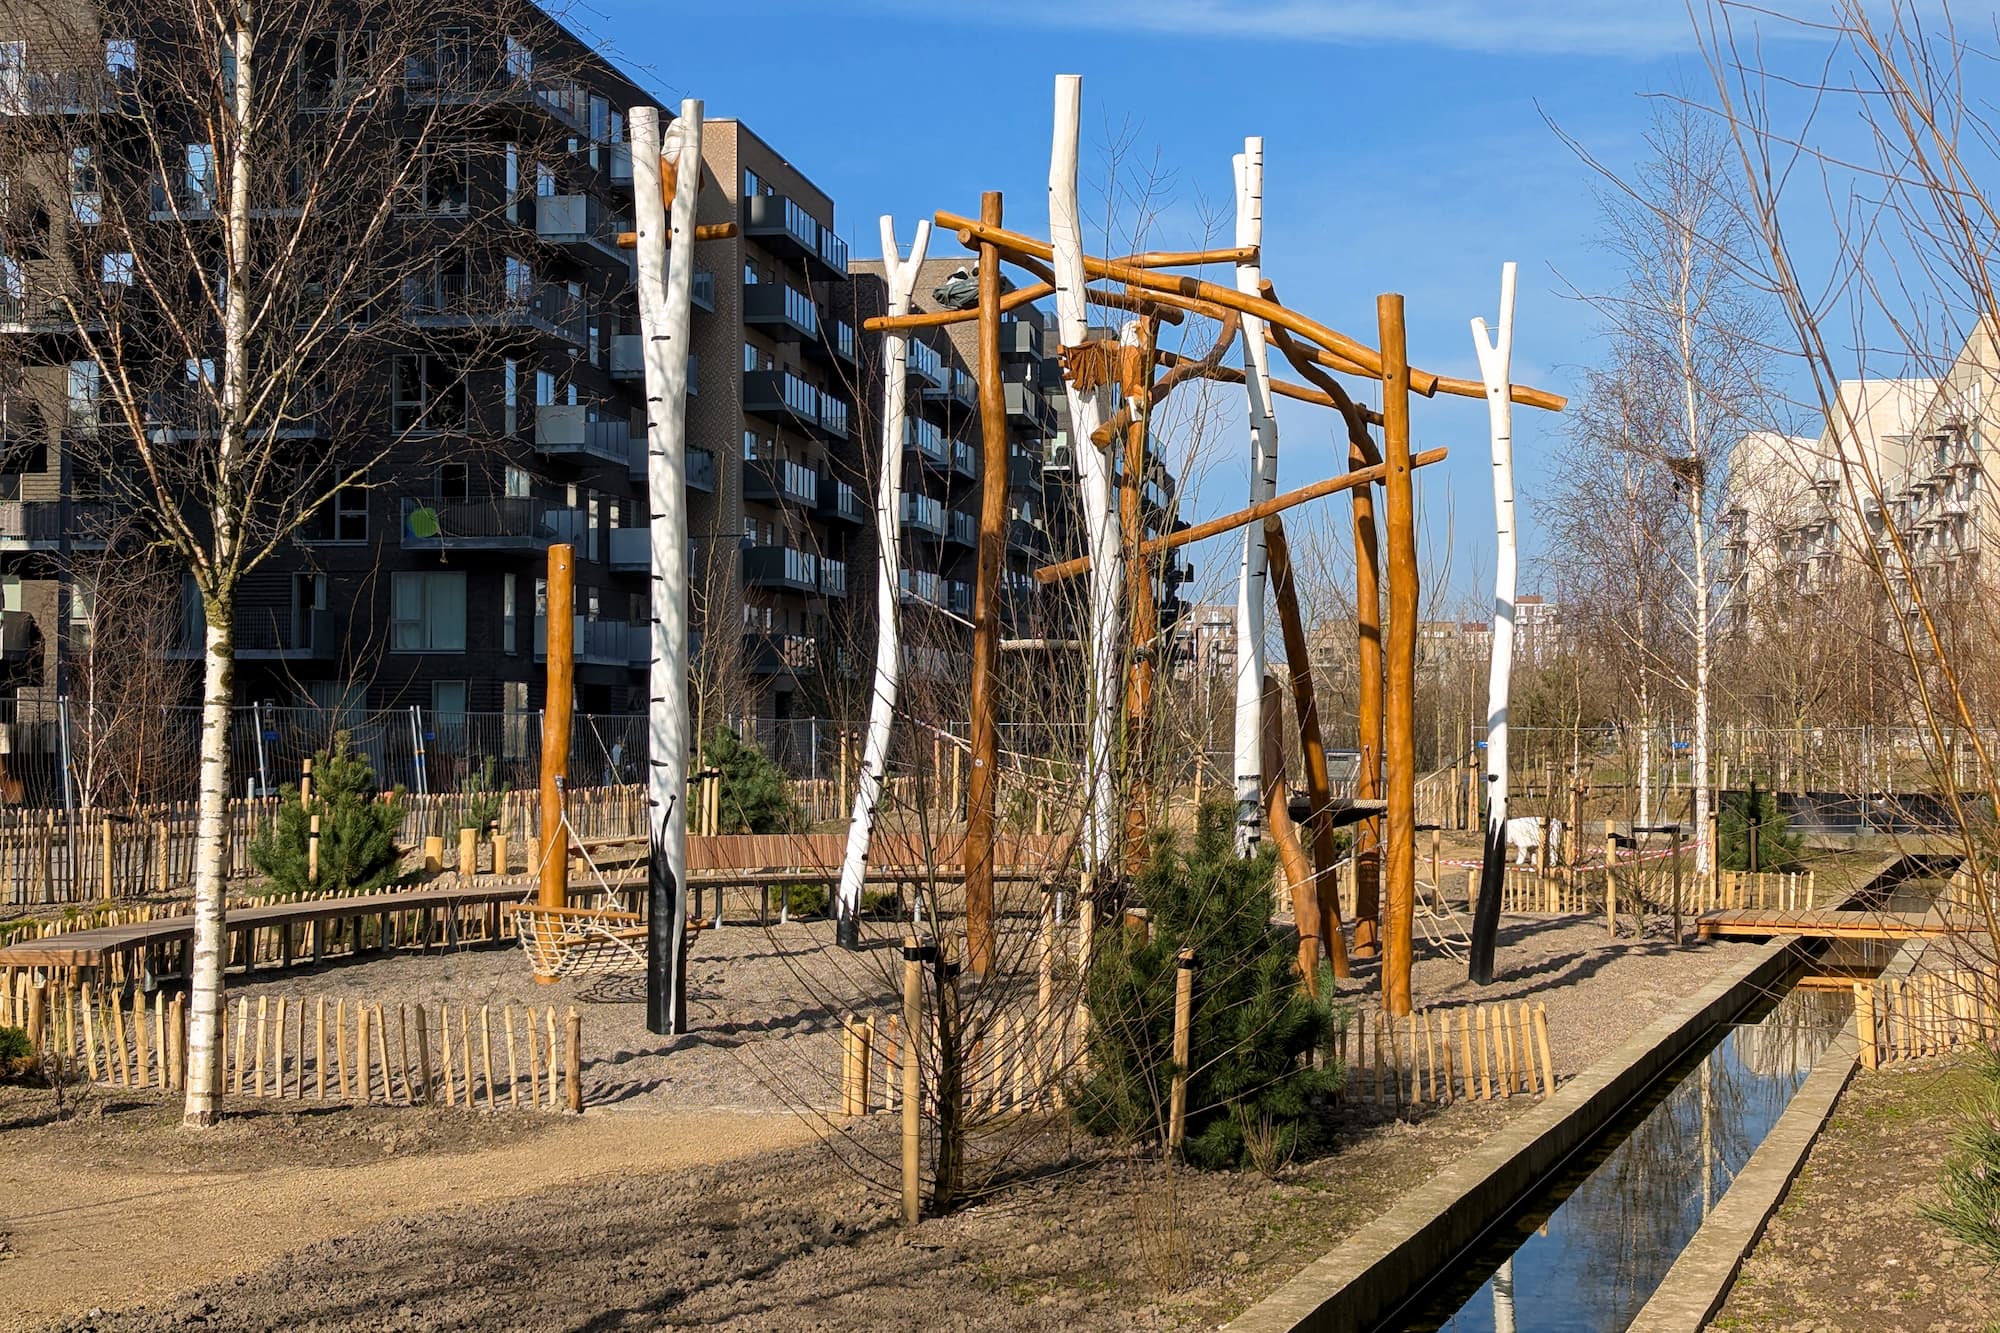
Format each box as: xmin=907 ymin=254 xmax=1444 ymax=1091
xmin=1713 ymin=1051 xmax=2000 ymax=1332
xmin=0 ymin=903 xmax=1783 ymax=1331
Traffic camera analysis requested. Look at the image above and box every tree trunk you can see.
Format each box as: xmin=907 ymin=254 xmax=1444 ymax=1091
xmin=1691 ymin=475 xmax=1712 ymax=876
xmin=1469 ymin=265 xmax=1517 ymax=987
xmin=182 ymin=595 xmax=234 ymax=1126
xmin=1231 ymin=139 xmax=1277 ymax=856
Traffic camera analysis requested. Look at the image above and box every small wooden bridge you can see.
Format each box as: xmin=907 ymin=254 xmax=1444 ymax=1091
xmin=1695 ymin=907 xmax=1983 ymax=942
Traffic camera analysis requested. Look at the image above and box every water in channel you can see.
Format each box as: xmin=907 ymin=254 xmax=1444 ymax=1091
xmin=1390 ymin=985 xmax=1850 ymax=1333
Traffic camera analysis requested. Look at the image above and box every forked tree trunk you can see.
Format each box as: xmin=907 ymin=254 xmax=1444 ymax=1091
xmin=1468 ymin=263 xmax=1517 ymax=987
xmin=1049 ymin=75 xmax=1121 ymax=881
xmin=182 ymin=595 xmax=234 ymax=1125
xmin=1231 ymin=139 xmax=1277 ymax=855
xmin=838 ymin=217 xmax=929 ymax=940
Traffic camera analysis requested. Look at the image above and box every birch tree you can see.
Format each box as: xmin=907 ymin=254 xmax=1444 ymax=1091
xmin=1559 ymin=100 xmax=1770 ymax=875
xmin=0 ymin=0 xmax=562 ymax=1123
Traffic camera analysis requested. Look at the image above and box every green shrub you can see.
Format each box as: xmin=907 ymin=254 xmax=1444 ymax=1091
xmin=862 ymin=887 xmax=902 ymax=917
xmin=1071 ymin=801 xmax=1343 ymax=1169
xmin=704 ymin=727 xmax=806 ymax=834
xmin=767 ymin=881 xmax=829 ymax=917
xmin=457 ymin=755 xmax=503 ymax=832
xmin=0 ymin=1024 xmax=30 ymax=1065
xmin=1719 ymin=780 xmax=1802 ymax=871
xmin=1925 ymin=1044 xmax=2000 ymax=1264
xmin=250 ymin=732 xmax=407 ymax=898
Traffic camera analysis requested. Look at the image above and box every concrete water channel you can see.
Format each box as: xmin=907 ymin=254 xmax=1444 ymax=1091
xmin=1230 ymin=853 xmax=1957 ymax=1333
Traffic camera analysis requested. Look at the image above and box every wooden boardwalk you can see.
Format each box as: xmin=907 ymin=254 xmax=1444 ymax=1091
xmin=1696 ymin=908 xmax=1983 ymax=942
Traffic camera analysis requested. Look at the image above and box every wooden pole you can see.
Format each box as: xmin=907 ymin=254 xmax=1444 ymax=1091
xmin=1263 ymin=675 xmax=1321 ymax=989
xmin=1121 ymin=317 xmax=1160 ymax=879
xmin=901 ymin=939 xmax=925 ymax=1225
xmin=1352 ymin=435 xmax=1384 ymax=960
xmin=538 ymin=543 xmax=575 ymax=914
xmin=962 ymin=190 xmax=1007 ymax=979
xmin=1267 ymin=517 xmax=1347 ymax=977
xmin=1379 ymin=294 xmax=1417 ymax=1017
xmin=1168 ymin=949 xmax=1194 ymax=1150
xmin=564 ymin=1007 xmax=583 ymax=1113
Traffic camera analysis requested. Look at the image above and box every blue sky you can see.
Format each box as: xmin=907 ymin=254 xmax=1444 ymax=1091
xmin=560 ymin=0 xmax=1823 ymax=611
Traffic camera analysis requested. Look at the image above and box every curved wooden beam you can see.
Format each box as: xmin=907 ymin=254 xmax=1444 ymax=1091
xmin=1033 ymin=446 xmax=1447 ymax=584
xmin=936 ymin=212 xmax=1568 ymax=413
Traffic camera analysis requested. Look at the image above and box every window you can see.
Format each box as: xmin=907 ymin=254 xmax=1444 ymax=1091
xmin=503 ymin=143 xmax=520 ymax=221
xmin=431 ymin=680 xmax=467 ymax=738
xmin=743 ymin=168 xmax=768 ymax=198
xmin=69 ymin=148 xmax=100 ymax=224
xmin=391 ymin=571 xmax=466 ymax=652
xmin=185 ymin=357 xmax=216 ymax=386
xmin=185 ymin=143 xmax=216 ymax=210
xmin=392 ymin=355 xmax=463 ymax=432
xmin=421 ymin=144 xmax=468 ymax=215
xmin=502 ymin=358 xmax=518 ymax=435
xmin=104 ymin=38 xmax=135 ymax=79
xmin=0 ymin=255 xmax=21 ymax=311
xmin=743 ymin=261 xmax=760 ymax=286
xmin=504 ymin=255 xmax=533 ymax=302
xmin=588 ymin=95 xmax=609 ymax=154
xmin=436 ymin=461 xmax=468 ymax=502
xmin=67 ymin=361 xmax=99 ymax=425
xmin=535 ymin=162 xmax=555 ymax=197
xmin=0 ymin=574 xmax=18 ymax=613
xmin=435 ymin=27 xmax=472 ymax=85
xmin=0 ymin=43 xmax=23 ymax=113
xmin=502 ymin=680 xmax=530 ymax=759
xmin=535 ymin=368 xmax=555 ymax=407
xmin=502 ymin=572 xmax=517 ymax=653
xmin=504 ymin=464 xmax=529 ymax=498
xmin=101 ymin=252 xmax=133 ymax=287
xmin=503 ymin=36 xmax=531 ymax=80
xmin=327 ymin=475 xmax=367 ymax=541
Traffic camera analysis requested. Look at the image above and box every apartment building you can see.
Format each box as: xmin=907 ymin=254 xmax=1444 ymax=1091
xmin=0 ymin=4 xmax=668 ymax=787
xmin=679 ymin=118 xmax=855 ymax=721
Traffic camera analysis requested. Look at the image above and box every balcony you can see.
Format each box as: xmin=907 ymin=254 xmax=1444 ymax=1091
xmin=742 ymin=194 xmax=846 ymax=278
xmin=743 ymin=283 xmax=818 ymax=341
xmin=904 ymin=418 xmax=950 ymax=470
xmin=743 ymin=545 xmax=818 ymax=594
xmin=0 ymin=292 xmax=105 ymax=336
xmin=743 ymin=457 xmax=820 ymax=507
xmin=532 ymin=404 xmax=632 ymax=466
xmin=402 ymin=61 xmax=590 ymax=136
xmin=1008 ymin=517 xmax=1050 ymax=557
xmin=1004 ymin=381 xmax=1053 ymax=431
xmin=530 ymin=194 xmax=630 ymax=263
xmin=922 ymin=366 xmax=978 ymax=410
xmin=535 ymin=616 xmax=647 ymax=668
xmin=233 ymin=607 xmax=336 ymax=661
xmin=400 ymin=496 xmax=582 ymax=551
xmin=609 ymin=336 xmax=702 ymax=391
xmin=820 ymin=558 xmax=848 ymax=599
xmin=610 ymin=142 xmax=633 ymax=184
xmin=0 ymin=500 xmax=118 ymax=551
xmin=946 ymin=580 xmax=973 ymax=616
xmin=743 ymin=369 xmax=819 ymax=432
xmin=1008 ymin=454 xmax=1041 ymax=489
xmin=742 ymin=631 xmax=817 ymax=675
xmin=0 ymin=609 xmax=32 ymax=659
xmin=818 ymin=476 xmax=866 ymax=526
xmin=2 ymin=67 xmax=137 ymax=116
xmin=898 ymin=568 xmax=942 ymax=605
xmin=946 ymin=508 xmax=978 ymax=549
xmin=817 ymin=393 xmax=849 ymax=440
xmin=625 ymin=438 xmax=715 ymax=490
xmin=400 ymin=272 xmax=584 ymax=345
xmin=900 ymin=492 xmax=945 ymax=539
xmin=607 ymin=526 xmax=647 ymax=572
xmin=953 ymin=438 xmax=980 ymax=481
xmin=1002 ymin=320 xmax=1041 ymax=359
xmin=906 ymin=342 xmax=945 ymax=389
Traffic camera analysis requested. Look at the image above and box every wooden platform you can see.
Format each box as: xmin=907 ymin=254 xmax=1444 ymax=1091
xmin=1695 ymin=908 xmax=1983 ymax=942
xmin=0 ymin=883 xmax=523 ymax=970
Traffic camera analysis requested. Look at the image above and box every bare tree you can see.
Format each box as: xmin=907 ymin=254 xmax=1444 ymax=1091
xmin=0 ymin=0 xmax=580 ymax=1123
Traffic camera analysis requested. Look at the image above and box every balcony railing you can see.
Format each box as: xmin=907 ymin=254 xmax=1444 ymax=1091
xmin=531 ymin=194 xmax=630 ymax=258
xmin=744 ymin=545 xmax=818 ymax=593
xmin=946 ymin=580 xmax=972 ymax=616
xmin=743 ymin=282 xmax=818 ymax=340
xmin=1001 ymin=319 xmax=1041 ymax=359
xmin=820 ymin=558 xmax=848 ymax=598
xmin=743 ymin=457 xmax=820 ymax=507
xmin=0 ymin=500 xmax=119 ymax=550
xmin=947 ymin=508 xmax=977 ymax=548
xmin=533 ymin=404 xmax=632 ymax=466
xmin=625 ymin=437 xmax=714 ymax=490
xmin=742 ymin=194 xmax=846 ymax=278
xmin=952 ymin=439 xmax=979 ymax=480
xmin=900 ymin=492 xmax=945 ymax=537
xmin=743 ymin=369 xmax=819 ymax=428
xmin=904 ymin=417 xmax=949 ymax=468
xmin=401 ymin=271 xmax=584 ymax=344
xmin=899 ymin=568 xmax=942 ymax=605
xmin=400 ymin=496 xmax=582 ymax=550
xmin=535 ymin=616 xmax=647 ymax=667
xmin=1 ymin=67 xmax=137 ymax=116
xmin=818 ymin=477 xmax=866 ymax=525
xmin=1008 ymin=517 xmax=1050 ymax=556
xmin=742 ymin=632 xmax=817 ymax=675
xmin=401 ymin=61 xmax=589 ymax=136
xmin=233 ymin=607 xmax=336 ymax=660
xmin=906 ymin=341 xmax=944 ymax=388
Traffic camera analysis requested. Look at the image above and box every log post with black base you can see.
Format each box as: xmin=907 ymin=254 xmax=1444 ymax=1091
xmin=962 ymin=191 xmax=1007 ymax=979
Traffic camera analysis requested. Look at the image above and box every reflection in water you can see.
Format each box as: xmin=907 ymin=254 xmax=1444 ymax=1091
xmin=1399 ymin=988 xmax=1849 ymax=1333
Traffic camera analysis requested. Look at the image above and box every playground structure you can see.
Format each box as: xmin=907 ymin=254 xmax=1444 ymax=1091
xmin=819 ymin=75 xmax=1565 ymax=1016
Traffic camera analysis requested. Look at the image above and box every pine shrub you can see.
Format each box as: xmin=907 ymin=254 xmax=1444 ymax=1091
xmin=1072 ymin=801 xmax=1344 ymax=1169
xmin=1719 ymin=779 xmax=1802 ymax=871
xmin=250 ymin=733 xmax=406 ymax=898
xmin=705 ymin=727 xmax=806 ymax=835
xmin=1925 ymin=1043 xmax=2000 ymax=1264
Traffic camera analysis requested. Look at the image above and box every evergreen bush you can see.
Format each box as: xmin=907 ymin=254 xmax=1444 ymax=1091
xmin=457 ymin=755 xmax=503 ymax=832
xmin=1925 ymin=1043 xmax=2000 ymax=1264
xmin=705 ymin=727 xmax=806 ymax=834
xmin=1072 ymin=801 xmax=1343 ymax=1169
xmin=1718 ymin=779 xmax=1802 ymax=871
xmin=249 ymin=733 xmax=406 ymax=898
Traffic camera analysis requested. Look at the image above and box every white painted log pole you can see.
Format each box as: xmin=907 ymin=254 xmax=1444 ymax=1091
xmin=837 ymin=217 xmax=931 ymax=947
xmin=1050 ymin=75 xmax=1122 ymax=883
xmin=633 ymin=102 xmax=701 ymax=1034
xmin=1468 ymin=261 xmax=1518 ymax=986
xmin=1232 ymin=139 xmax=1277 ymax=855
